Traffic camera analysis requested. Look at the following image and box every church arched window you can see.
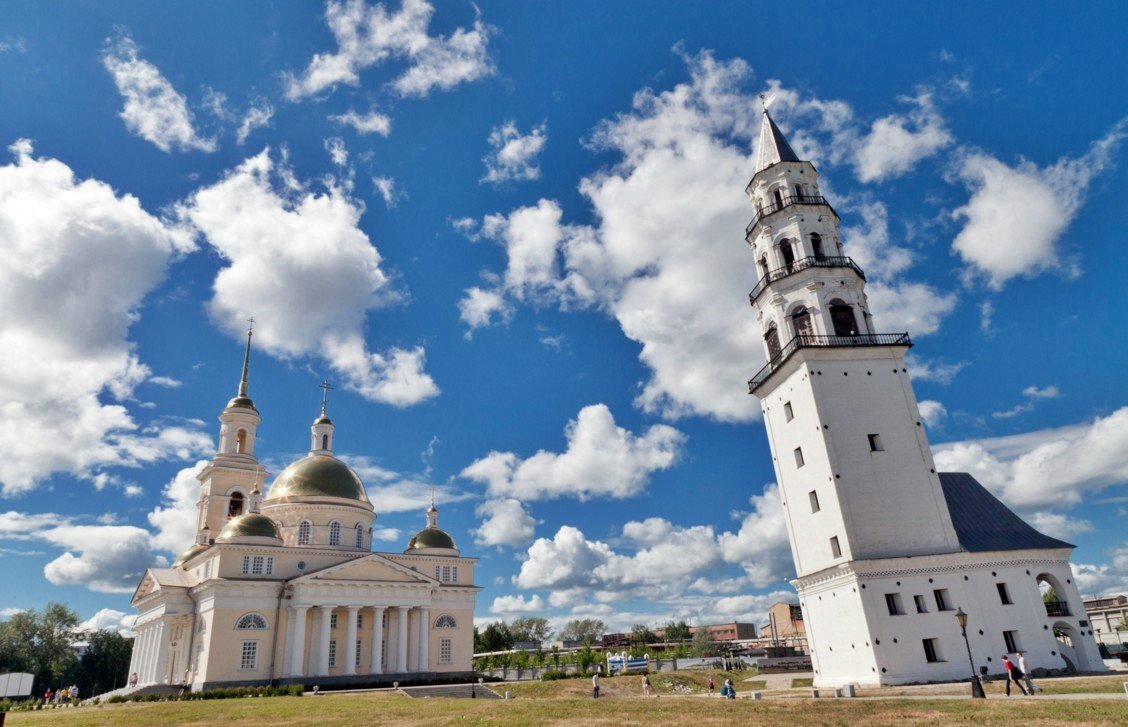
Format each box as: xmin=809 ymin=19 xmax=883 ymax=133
xmin=791 ymin=306 xmax=814 ymax=339
xmin=235 ymin=613 xmax=268 ymax=630
xmin=779 ymin=239 xmax=795 ymax=270
xmin=758 ymin=254 xmax=769 ymax=279
xmin=354 ymin=524 xmax=363 ymax=549
xmin=227 ymin=492 xmax=244 ymax=519
xmin=810 ymin=233 xmax=824 ymax=259
xmin=764 ymin=325 xmax=782 ymax=361
xmin=434 ymin=614 xmax=457 ymax=629
xmin=298 ymin=521 xmax=311 ymax=545
xmin=772 ymin=187 xmax=784 ymax=209
xmin=235 ymin=429 xmax=247 ymax=454
xmin=321 ymin=434 xmax=329 ymax=450
xmin=829 ymin=300 xmax=858 ymax=337
xmin=329 ymin=521 xmax=341 ymax=546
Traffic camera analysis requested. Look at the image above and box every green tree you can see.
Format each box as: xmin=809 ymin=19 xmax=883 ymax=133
xmin=0 ymin=603 xmax=80 ymax=693
xmin=663 ymin=620 xmax=691 ymax=642
xmin=559 ymin=618 xmax=605 ymax=646
xmin=76 ymin=630 xmax=133 ymax=697
xmin=476 ymin=621 xmax=514 ymax=652
xmin=691 ymin=624 xmax=715 ymax=657
xmin=509 ymin=617 xmax=553 ymax=646
xmin=631 ymin=623 xmax=657 ymax=645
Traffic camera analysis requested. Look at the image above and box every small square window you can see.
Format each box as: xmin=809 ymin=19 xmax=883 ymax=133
xmin=914 ymin=595 xmax=928 ymax=613
xmin=357 ymin=612 xmax=364 ymax=629
xmin=784 ymin=402 xmax=794 ymax=422
xmin=885 ymin=593 xmax=904 ymax=616
xmin=1003 ymin=630 xmax=1021 ymax=653
xmin=868 ymin=434 xmax=883 ymax=452
xmin=922 ymin=638 xmax=942 ymax=663
xmin=794 ymin=447 xmax=805 ymax=468
xmin=997 ymin=583 xmax=1013 ymax=605
xmin=829 ymin=536 xmax=841 ymax=558
xmin=330 ymin=613 xmax=338 ymax=630
xmin=809 ymin=490 xmax=820 ymax=513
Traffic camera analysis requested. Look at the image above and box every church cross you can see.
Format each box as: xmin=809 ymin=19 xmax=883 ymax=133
xmin=319 ymin=379 xmax=333 ymax=413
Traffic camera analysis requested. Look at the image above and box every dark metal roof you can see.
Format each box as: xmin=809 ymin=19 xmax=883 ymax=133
xmin=938 ymin=472 xmax=1073 ymax=552
xmin=764 ymin=112 xmax=800 ymax=164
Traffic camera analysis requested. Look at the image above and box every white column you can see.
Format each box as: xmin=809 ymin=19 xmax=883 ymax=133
xmin=406 ymin=609 xmax=419 ymax=672
xmin=153 ymin=619 xmax=171 ymax=684
xmin=344 ymin=606 xmax=360 ymax=676
xmin=396 ymin=606 xmax=409 ymax=673
xmin=317 ymin=606 xmax=333 ymax=676
xmin=370 ymin=607 xmax=385 ymax=674
xmin=417 ymin=607 xmax=429 ymax=673
xmin=135 ymin=627 xmax=151 ymax=684
xmin=287 ymin=606 xmax=309 ymax=677
xmin=127 ymin=629 xmax=141 ymax=684
xmin=142 ymin=626 xmax=157 ymax=684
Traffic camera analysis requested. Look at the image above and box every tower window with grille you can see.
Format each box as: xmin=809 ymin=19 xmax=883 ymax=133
xmin=868 ymin=434 xmax=884 ymax=452
xmin=298 ymin=521 xmax=311 ymax=545
xmin=830 ymin=536 xmax=841 ymax=558
xmin=829 ymin=303 xmax=858 ymax=337
xmin=329 ymin=521 xmax=341 ymax=546
xmin=794 ymin=447 xmax=805 ymax=468
xmin=355 ymin=525 xmax=363 ymax=549
xmin=239 ymin=640 xmax=258 ymax=670
xmin=809 ymin=490 xmax=820 ymax=513
xmin=765 ymin=326 xmax=782 ymax=360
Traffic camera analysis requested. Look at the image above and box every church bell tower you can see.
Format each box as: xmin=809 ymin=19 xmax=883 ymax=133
xmin=745 ymin=107 xmax=960 ymax=578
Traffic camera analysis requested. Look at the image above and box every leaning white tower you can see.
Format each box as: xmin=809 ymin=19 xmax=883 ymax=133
xmin=745 ymin=108 xmax=1105 ymax=687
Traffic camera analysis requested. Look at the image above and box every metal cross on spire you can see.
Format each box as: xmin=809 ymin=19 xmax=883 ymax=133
xmin=318 ymin=378 xmax=334 ymax=415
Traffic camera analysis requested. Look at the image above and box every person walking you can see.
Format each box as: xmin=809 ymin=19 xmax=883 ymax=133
xmin=708 ymin=675 xmax=715 ymax=696
xmin=1001 ymin=654 xmax=1028 ymax=696
xmin=642 ymin=674 xmax=652 ymax=697
xmin=1016 ymin=652 xmax=1041 ymax=694
xmin=592 ymin=671 xmax=600 ymax=699
xmin=723 ymin=678 xmax=736 ymax=699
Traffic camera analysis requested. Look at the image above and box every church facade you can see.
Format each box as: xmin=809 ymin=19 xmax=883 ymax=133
xmin=744 ymin=108 xmax=1105 ymax=686
xmin=127 ymin=333 xmax=478 ymax=690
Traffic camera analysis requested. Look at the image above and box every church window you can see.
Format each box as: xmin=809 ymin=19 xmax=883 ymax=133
xmin=811 ymin=233 xmax=824 ymax=259
xmin=764 ymin=326 xmax=782 ymax=360
xmin=452 ymin=566 xmax=458 ymax=581
xmin=914 ymin=595 xmax=928 ymax=613
xmin=251 ymin=556 xmax=264 ymax=575
xmin=435 ymin=615 xmax=457 ymax=629
xmin=808 ymin=490 xmax=820 ymax=513
xmin=758 ymin=255 xmax=768 ymax=280
xmin=784 ymin=402 xmax=793 ymax=422
xmin=829 ymin=302 xmax=858 ymax=337
xmin=997 ymin=583 xmax=1013 ymax=605
xmin=794 ymin=447 xmax=805 ymax=468
xmin=439 ymin=638 xmax=452 ymax=664
xmin=228 ymin=492 xmax=244 ymax=519
xmin=773 ymin=188 xmax=784 ymax=209
xmin=922 ymin=638 xmax=942 ymax=663
xmin=235 ymin=429 xmax=247 ymax=454
xmin=356 ymin=639 xmax=362 ymax=666
xmin=442 ymin=565 xmax=451 ymax=581
xmin=933 ymin=589 xmax=952 ymax=611
xmin=328 ymin=640 xmax=337 ymax=668
xmin=329 ymin=521 xmax=341 ymax=546
xmin=298 ymin=521 xmax=311 ymax=545
xmin=204 ymin=559 xmax=213 ymax=579
xmin=357 ymin=612 xmax=363 ymax=629
xmin=779 ymin=239 xmax=796 ymax=270
xmin=868 ymin=434 xmax=884 ymax=452
xmin=239 ymin=641 xmax=258 ymax=670
xmin=1003 ymin=630 xmax=1021 ymax=652
xmin=322 ymin=434 xmax=329 ymax=450
xmin=236 ymin=613 xmax=268 ymax=630
xmin=241 ymin=556 xmax=250 ymax=574
xmin=434 ymin=565 xmax=441 ymax=580
xmin=885 ymin=594 xmax=904 ymax=616
xmin=381 ymin=640 xmax=387 ymax=667
xmin=330 ymin=613 xmax=338 ymax=630
xmin=264 ymin=557 xmax=273 ymax=575
xmin=829 ymin=536 xmax=841 ymax=558
xmin=791 ymin=306 xmax=814 ymax=339
xmin=355 ymin=525 xmax=363 ymax=549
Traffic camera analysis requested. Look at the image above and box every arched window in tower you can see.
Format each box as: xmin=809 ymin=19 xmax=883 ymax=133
xmin=329 ymin=521 xmax=341 ymax=546
xmin=321 ymin=434 xmax=329 ymax=450
xmin=758 ymin=255 xmax=769 ymax=280
xmin=773 ymin=187 xmax=784 ymax=209
xmin=791 ymin=306 xmax=814 ymax=340
xmin=354 ymin=524 xmax=363 ymax=549
xmin=829 ymin=300 xmax=859 ymax=337
xmin=297 ymin=520 xmax=311 ymax=545
xmin=235 ymin=429 xmax=247 ymax=454
xmin=235 ymin=613 xmax=268 ymax=630
xmin=227 ymin=492 xmax=244 ymax=519
xmin=810 ymin=233 xmax=824 ymax=259
xmin=779 ymin=239 xmax=796 ymax=271
xmin=764 ymin=325 xmax=782 ymax=360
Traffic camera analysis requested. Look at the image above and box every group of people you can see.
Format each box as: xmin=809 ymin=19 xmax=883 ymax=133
xmin=708 ymin=675 xmax=737 ymax=699
xmin=1001 ymin=651 xmax=1042 ymax=696
xmin=42 ymin=685 xmax=79 ymax=705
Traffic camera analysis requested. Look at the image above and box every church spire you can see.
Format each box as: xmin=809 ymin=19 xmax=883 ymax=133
xmin=311 ymin=379 xmax=335 ymax=454
xmin=237 ymin=318 xmax=254 ymax=399
xmin=754 ymin=105 xmax=800 ymax=175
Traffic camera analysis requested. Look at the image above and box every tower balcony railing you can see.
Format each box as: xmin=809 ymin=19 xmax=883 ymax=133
xmin=745 ymin=194 xmax=837 ymax=237
xmin=1044 ymin=600 xmax=1071 ymax=618
xmin=749 ymin=255 xmax=866 ymax=305
xmin=747 ymin=333 xmax=913 ymax=395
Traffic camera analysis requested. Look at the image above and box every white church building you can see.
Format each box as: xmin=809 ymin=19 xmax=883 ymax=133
xmin=744 ymin=108 xmax=1105 ymax=686
xmin=127 ymin=331 xmax=479 ymax=690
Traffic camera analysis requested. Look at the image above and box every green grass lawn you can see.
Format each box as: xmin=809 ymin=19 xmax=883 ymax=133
xmin=7 ymin=690 xmax=1128 ymax=727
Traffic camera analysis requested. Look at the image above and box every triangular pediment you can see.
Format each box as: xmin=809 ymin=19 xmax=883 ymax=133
xmin=131 ymin=571 xmax=157 ymax=605
xmin=296 ymin=553 xmax=438 ymax=585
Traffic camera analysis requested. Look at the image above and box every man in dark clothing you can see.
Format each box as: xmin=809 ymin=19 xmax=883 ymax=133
xmin=1001 ymin=654 xmax=1029 ymax=696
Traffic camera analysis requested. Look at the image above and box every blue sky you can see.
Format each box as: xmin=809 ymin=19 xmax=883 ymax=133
xmin=1 ymin=0 xmax=1126 ymax=634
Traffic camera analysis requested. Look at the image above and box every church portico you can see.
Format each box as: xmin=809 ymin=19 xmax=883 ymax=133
xmin=127 ymin=330 xmax=479 ymax=693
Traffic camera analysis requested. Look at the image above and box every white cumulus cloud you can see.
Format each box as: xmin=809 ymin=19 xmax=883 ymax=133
xmin=177 ymin=148 xmax=439 ymax=407
xmin=102 ymin=32 xmax=216 ymax=153
xmin=147 ymin=461 xmax=208 ymax=555
xmin=852 ymin=92 xmax=952 ymax=183
xmin=331 ymin=107 xmax=393 ymax=136
xmin=481 ymin=121 xmax=547 ymax=184
xmin=473 ymin=498 xmax=536 ymax=548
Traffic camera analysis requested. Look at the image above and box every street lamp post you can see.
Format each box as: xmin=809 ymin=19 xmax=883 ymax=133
xmin=955 ymin=607 xmax=986 ymax=699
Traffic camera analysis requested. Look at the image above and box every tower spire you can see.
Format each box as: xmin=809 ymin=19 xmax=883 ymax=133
xmin=754 ymin=106 xmax=800 ymax=175
xmin=237 ymin=318 xmax=254 ymax=398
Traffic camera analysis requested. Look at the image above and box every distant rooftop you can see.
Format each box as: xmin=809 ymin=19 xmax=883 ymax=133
xmin=938 ymin=472 xmax=1074 ymax=553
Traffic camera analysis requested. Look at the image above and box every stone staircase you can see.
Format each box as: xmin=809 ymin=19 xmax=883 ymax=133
xmin=399 ymin=683 xmax=502 ymax=699
xmin=89 ymin=683 xmax=183 ymax=703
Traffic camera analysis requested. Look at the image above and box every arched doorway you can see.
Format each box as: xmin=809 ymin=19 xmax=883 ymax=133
xmin=228 ymin=492 xmax=244 ymax=519
xmin=764 ymin=326 xmax=782 ymax=360
xmin=829 ymin=301 xmax=858 ymax=337
xmin=1052 ymin=621 xmax=1080 ymax=673
xmin=791 ymin=306 xmax=814 ymax=340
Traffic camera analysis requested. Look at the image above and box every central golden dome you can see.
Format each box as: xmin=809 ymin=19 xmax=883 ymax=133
xmin=265 ymin=454 xmax=369 ymax=502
